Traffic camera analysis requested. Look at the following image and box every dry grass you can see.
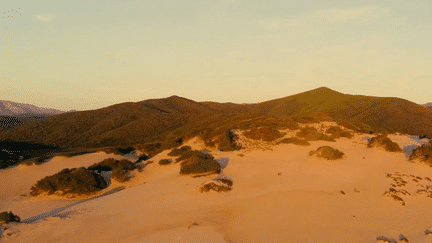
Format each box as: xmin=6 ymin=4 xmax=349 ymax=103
xmin=308 ymin=146 xmax=345 ymax=160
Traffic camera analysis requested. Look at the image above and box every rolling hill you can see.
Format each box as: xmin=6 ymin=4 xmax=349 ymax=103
xmin=0 ymin=100 xmax=65 ymax=117
xmin=1 ymin=87 xmax=432 ymax=149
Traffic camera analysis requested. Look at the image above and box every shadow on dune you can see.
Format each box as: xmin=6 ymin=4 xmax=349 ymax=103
xmin=402 ymin=144 xmax=420 ymax=159
xmin=217 ymin=158 xmax=229 ymax=169
xmin=22 ymin=186 xmax=125 ymax=224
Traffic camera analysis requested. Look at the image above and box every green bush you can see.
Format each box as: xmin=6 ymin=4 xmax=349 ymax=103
xmin=30 ymin=167 xmax=108 ymax=196
xmin=218 ymin=129 xmax=241 ymax=151
xmin=159 ymin=158 xmax=172 ymax=165
xmin=179 ymin=152 xmax=220 ymax=175
xmin=277 ymin=137 xmax=310 ymax=146
xmin=0 ymin=211 xmax=20 ymax=224
xmin=368 ymin=135 xmax=402 ymax=152
xmin=243 ymin=127 xmax=286 ymax=142
xmin=296 ymin=126 xmax=335 ymax=142
xmin=309 ymin=146 xmax=345 ymax=160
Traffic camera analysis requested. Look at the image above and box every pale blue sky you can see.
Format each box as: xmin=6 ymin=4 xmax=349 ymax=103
xmin=1 ymin=0 xmax=431 ymax=111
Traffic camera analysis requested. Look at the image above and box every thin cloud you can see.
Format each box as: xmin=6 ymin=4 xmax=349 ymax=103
xmin=32 ymin=13 xmax=60 ymax=22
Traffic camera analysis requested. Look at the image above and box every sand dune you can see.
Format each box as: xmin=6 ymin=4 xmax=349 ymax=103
xmin=2 ymin=124 xmax=432 ymax=242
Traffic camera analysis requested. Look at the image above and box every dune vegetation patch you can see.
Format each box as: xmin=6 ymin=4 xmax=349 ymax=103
xmin=0 ymin=211 xmax=21 ymax=225
xmin=277 ymin=137 xmax=310 ymax=146
xmin=30 ymin=167 xmax=108 ymax=196
xmin=243 ymin=127 xmax=286 ymax=142
xmin=198 ymin=176 xmax=233 ymax=193
xmin=410 ymin=141 xmax=432 ymax=165
xmin=308 ymin=146 xmax=345 ymax=160
xmin=325 ymin=126 xmax=353 ymax=139
xmin=179 ymin=152 xmax=220 ymax=175
xmin=87 ymin=158 xmax=137 ymax=182
xmin=368 ymin=135 xmax=402 ymax=152
xmin=158 ymin=158 xmax=172 ymax=165
xmin=218 ymin=129 xmax=242 ymax=151
xmin=296 ymin=126 xmax=335 ymax=142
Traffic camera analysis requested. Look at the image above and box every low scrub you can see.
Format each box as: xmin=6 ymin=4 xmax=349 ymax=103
xmin=243 ymin=127 xmax=286 ymax=142
xmin=99 ymin=147 xmax=135 ymax=155
xmin=410 ymin=141 xmax=432 ymax=164
xmin=159 ymin=158 xmax=172 ymax=165
xmin=168 ymin=146 xmax=192 ymax=157
xmin=179 ymin=152 xmax=220 ymax=175
xmin=218 ymin=129 xmax=242 ymax=151
xmin=277 ymin=137 xmax=310 ymax=146
xmin=296 ymin=126 xmax=335 ymax=142
xmin=309 ymin=146 xmax=345 ymax=160
xmin=87 ymin=158 xmax=136 ymax=182
xmin=325 ymin=126 xmax=353 ymax=139
xmin=0 ymin=211 xmax=20 ymax=224
xmin=30 ymin=167 xmax=108 ymax=196
xmin=368 ymin=135 xmax=402 ymax=152
xmin=198 ymin=176 xmax=233 ymax=192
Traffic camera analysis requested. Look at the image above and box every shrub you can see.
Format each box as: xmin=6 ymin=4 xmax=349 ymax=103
xmin=309 ymin=146 xmax=345 ymax=160
xmin=198 ymin=176 xmax=233 ymax=192
xmin=277 ymin=137 xmax=310 ymax=146
xmin=30 ymin=167 xmax=108 ymax=196
xmin=326 ymin=126 xmax=353 ymax=139
xmin=179 ymin=152 xmax=220 ymax=175
xmin=296 ymin=126 xmax=335 ymax=142
xmin=410 ymin=141 xmax=432 ymax=164
xmin=168 ymin=146 xmax=192 ymax=157
xmin=368 ymin=135 xmax=402 ymax=152
xmin=99 ymin=147 xmax=134 ymax=155
xmin=243 ymin=127 xmax=286 ymax=142
xmin=159 ymin=158 xmax=172 ymax=165
xmin=0 ymin=211 xmax=20 ymax=224
xmin=218 ymin=129 xmax=241 ymax=151
xmin=88 ymin=158 xmax=136 ymax=172
xmin=111 ymin=168 xmax=132 ymax=182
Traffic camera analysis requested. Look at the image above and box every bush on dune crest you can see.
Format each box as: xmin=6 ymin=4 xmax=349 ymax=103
xmin=87 ymin=158 xmax=136 ymax=182
xmin=325 ymin=126 xmax=353 ymax=139
xmin=309 ymin=146 xmax=345 ymax=160
xmin=410 ymin=141 xmax=432 ymax=165
xmin=296 ymin=126 xmax=335 ymax=142
xmin=368 ymin=134 xmax=402 ymax=152
xmin=243 ymin=127 xmax=286 ymax=142
xmin=0 ymin=211 xmax=21 ymax=225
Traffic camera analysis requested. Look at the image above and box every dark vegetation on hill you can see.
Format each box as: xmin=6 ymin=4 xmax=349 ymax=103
xmin=277 ymin=137 xmax=310 ymax=146
xmin=30 ymin=167 xmax=108 ymax=196
xmin=368 ymin=135 xmax=402 ymax=152
xmin=325 ymin=126 xmax=354 ymax=139
xmin=2 ymin=87 xmax=432 ymax=161
xmin=0 ymin=211 xmax=21 ymax=225
xmin=410 ymin=141 xmax=432 ymax=165
xmin=296 ymin=126 xmax=335 ymax=142
xmin=244 ymin=127 xmax=286 ymax=142
xmin=0 ymin=116 xmax=47 ymax=133
xmin=309 ymin=146 xmax=345 ymax=160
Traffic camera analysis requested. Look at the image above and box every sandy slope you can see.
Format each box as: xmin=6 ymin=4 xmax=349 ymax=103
xmin=2 ymin=127 xmax=432 ymax=242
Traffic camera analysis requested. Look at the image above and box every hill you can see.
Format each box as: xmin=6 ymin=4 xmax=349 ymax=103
xmin=0 ymin=101 xmax=65 ymax=117
xmin=423 ymin=103 xmax=432 ymax=111
xmin=1 ymin=87 xmax=432 ymax=150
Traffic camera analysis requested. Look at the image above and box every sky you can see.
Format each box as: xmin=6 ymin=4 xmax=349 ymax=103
xmin=1 ymin=0 xmax=432 ymax=111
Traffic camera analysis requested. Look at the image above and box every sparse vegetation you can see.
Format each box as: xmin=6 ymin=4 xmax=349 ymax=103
xmin=179 ymin=151 xmax=220 ymax=175
xmin=296 ymin=126 xmax=335 ymax=142
xmin=309 ymin=146 xmax=345 ymax=160
xmin=277 ymin=137 xmax=310 ymax=146
xmin=0 ymin=211 xmax=20 ymax=224
xmin=198 ymin=176 xmax=233 ymax=192
xmin=376 ymin=236 xmax=397 ymax=243
xmin=368 ymin=135 xmax=402 ymax=152
xmin=159 ymin=158 xmax=172 ymax=165
xmin=326 ymin=126 xmax=353 ymax=139
xmin=243 ymin=127 xmax=286 ymax=142
xmin=30 ymin=167 xmax=108 ymax=196
xmin=87 ymin=158 xmax=136 ymax=182
xmin=218 ymin=129 xmax=241 ymax=151
xmin=168 ymin=146 xmax=192 ymax=157
xmin=99 ymin=147 xmax=135 ymax=155
xmin=410 ymin=141 xmax=432 ymax=164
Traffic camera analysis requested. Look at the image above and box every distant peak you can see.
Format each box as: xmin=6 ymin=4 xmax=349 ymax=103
xmin=308 ymin=87 xmax=342 ymax=94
